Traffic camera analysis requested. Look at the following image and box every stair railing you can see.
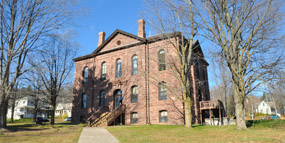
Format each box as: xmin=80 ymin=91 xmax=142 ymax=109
xmin=92 ymin=104 xmax=126 ymax=127
xmin=87 ymin=106 xmax=109 ymax=127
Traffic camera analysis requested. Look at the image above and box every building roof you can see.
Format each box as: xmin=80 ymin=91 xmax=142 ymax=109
xmin=56 ymin=103 xmax=72 ymax=110
xmin=73 ymin=29 xmax=208 ymax=65
xmin=259 ymin=100 xmax=275 ymax=109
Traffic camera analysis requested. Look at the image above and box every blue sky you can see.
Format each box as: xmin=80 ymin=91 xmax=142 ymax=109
xmin=75 ymin=0 xmax=147 ymax=56
xmin=73 ymin=0 xmax=219 ymax=90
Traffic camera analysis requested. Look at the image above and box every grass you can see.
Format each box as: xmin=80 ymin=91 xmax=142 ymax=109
xmin=1 ymin=119 xmax=83 ymax=143
xmin=6 ymin=118 xmax=34 ymax=123
xmin=107 ymin=120 xmax=285 ymax=143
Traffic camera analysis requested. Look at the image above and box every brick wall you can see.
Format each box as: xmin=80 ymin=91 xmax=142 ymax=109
xmin=72 ymin=32 xmax=209 ymax=125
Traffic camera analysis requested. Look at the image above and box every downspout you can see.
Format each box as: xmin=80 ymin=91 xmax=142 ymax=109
xmin=147 ymin=40 xmax=150 ymax=125
xmin=145 ymin=40 xmax=150 ymax=125
xmin=92 ymin=56 xmax=96 ymax=112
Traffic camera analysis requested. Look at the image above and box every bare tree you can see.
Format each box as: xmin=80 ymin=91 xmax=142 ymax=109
xmin=196 ymin=0 xmax=284 ymax=129
xmin=8 ymin=82 xmax=20 ymax=123
xmin=24 ymin=69 xmax=47 ymax=122
xmin=210 ymin=56 xmax=232 ymax=115
xmin=144 ymin=0 xmax=202 ymax=128
xmin=33 ymin=35 xmax=77 ymax=124
xmin=268 ymin=73 xmax=285 ymax=114
xmin=57 ymin=83 xmax=74 ymax=104
xmin=0 ymin=0 xmax=78 ymax=129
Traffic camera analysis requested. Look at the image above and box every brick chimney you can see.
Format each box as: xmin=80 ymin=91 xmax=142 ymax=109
xmin=137 ymin=19 xmax=146 ymax=38
xmin=98 ymin=31 xmax=105 ymax=47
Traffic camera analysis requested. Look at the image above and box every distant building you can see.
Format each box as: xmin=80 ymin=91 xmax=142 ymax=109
xmin=55 ymin=103 xmax=72 ymax=117
xmin=256 ymin=100 xmax=276 ymax=114
xmin=7 ymin=96 xmax=49 ymax=119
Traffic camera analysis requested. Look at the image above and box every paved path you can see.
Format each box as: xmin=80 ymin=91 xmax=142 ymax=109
xmin=78 ymin=127 xmax=119 ymax=143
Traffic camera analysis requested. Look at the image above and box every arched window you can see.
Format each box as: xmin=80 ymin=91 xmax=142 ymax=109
xmin=131 ymin=86 xmax=138 ymax=103
xmin=159 ymin=82 xmax=167 ymax=100
xmin=132 ymin=55 xmax=138 ymax=75
xmin=158 ymin=50 xmax=166 ymax=71
xmin=101 ymin=62 xmax=107 ymax=80
xmin=159 ymin=110 xmax=168 ymax=122
xmin=131 ymin=112 xmax=138 ymax=123
xmin=82 ymin=93 xmax=87 ymax=108
xmin=83 ymin=67 xmax=88 ymax=84
xmin=99 ymin=91 xmax=105 ymax=106
xmin=116 ymin=59 xmax=122 ymax=78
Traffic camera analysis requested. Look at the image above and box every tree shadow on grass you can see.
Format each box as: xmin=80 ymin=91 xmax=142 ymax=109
xmin=6 ymin=123 xmax=50 ymax=132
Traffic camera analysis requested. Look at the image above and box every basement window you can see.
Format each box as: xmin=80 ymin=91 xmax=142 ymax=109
xmin=131 ymin=112 xmax=138 ymax=123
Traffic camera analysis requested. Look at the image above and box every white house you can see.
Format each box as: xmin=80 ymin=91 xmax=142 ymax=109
xmin=55 ymin=103 xmax=72 ymax=117
xmin=7 ymin=96 xmax=49 ymax=120
xmin=256 ymin=100 xmax=276 ymax=114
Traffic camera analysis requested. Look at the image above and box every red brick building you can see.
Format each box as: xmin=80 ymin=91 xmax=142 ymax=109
xmin=72 ymin=19 xmax=210 ymax=126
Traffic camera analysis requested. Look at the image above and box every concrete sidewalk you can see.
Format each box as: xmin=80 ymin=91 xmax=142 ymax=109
xmin=78 ymin=127 xmax=119 ymax=143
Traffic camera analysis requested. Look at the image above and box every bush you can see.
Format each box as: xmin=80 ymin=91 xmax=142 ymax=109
xmin=255 ymin=112 xmax=268 ymax=116
xmin=62 ymin=112 xmax=69 ymax=119
xmin=246 ymin=119 xmax=285 ymax=129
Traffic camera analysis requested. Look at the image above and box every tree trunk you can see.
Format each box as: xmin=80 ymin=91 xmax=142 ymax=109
xmin=50 ymin=109 xmax=55 ymax=125
xmin=0 ymin=100 xmax=8 ymax=129
xmin=50 ymin=96 xmax=56 ymax=125
xmin=10 ymin=99 xmax=16 ymax=123
xmin=233 ymin=83 xmax=247 ymax=130
xmin=235 ymin=101 xmax=247 ymax=130
xmin=33 ymin=100 xmax=38 ymax=122
xmin=184 ymin=98 xmax=192 ymax=128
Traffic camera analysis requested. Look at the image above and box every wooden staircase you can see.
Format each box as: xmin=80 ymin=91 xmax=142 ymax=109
xmin=87 ymin=106 xmax=109 ymax=127
xmin=88 ymin=104 xmax=126 ymax=127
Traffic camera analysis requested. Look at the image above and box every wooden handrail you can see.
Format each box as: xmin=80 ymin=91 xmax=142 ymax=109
xmin=87 ymin=105 xmax=109 ymax=121
xmin=200 ymin=100 xmax=224 ymax=110
xmin=106 ymin=104 xmax=126 ymax=125
xmin=91 ymin=104 xmax=126 ymax=127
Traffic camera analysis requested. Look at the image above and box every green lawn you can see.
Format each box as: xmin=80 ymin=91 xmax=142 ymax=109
xmin=0 ymin=119 xmax=83 ymax=143
xmin=107 ymin=120 xmax=285 ymax=143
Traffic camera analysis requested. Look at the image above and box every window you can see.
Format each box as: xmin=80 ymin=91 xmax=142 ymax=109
xmin=158 ymin=50 xmax=166 ymax=71
xmin=101 ymin=62 xmax=107 ymax=80
xmin=83 ymin=67 xmax=88 ymax=84
xmin=159 ymin=82 xmax=167 ymax=100
xmin=132 ymin=55 xmax=138 ymax=75
xmin=159 ymin=111 xmax=168 ymax=122
xmin=116 ymin=59 xmax=122 ymax=78
xmin=100 ymin=91 xmax=105 ymax=106
xmin=82 ymin=93 xmax=87 ymax=108
xmin=131 ymin=86 xmax=138 ymax=103
xmin=131 ymin=112 xmax=138 ymax=123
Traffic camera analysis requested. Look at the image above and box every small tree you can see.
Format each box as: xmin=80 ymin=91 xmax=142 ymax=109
xmin=33 ymin=35 xmax=77 ymax=124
